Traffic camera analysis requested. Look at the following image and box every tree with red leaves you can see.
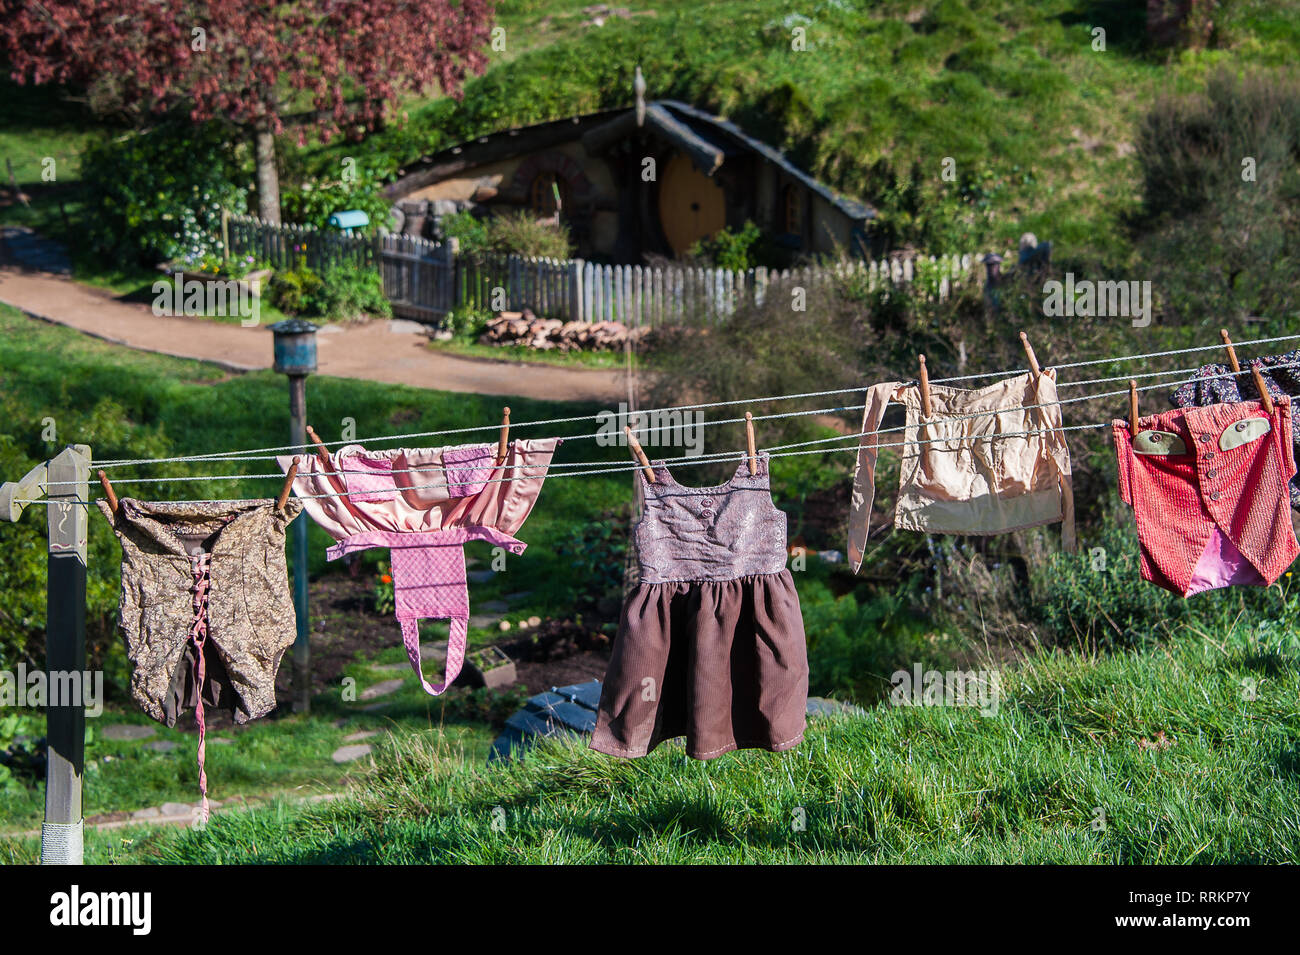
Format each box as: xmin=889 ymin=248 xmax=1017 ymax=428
xmin=0 ymin=1 xmax=495 ymax=222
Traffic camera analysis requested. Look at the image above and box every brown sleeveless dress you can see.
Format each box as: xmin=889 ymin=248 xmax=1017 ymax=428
xmin=590 ymin=453 xmax=809 ymax=759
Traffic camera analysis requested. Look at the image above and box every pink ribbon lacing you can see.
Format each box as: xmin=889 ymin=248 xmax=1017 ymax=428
xmin=189 ymin=553 xmax=212 ymax=824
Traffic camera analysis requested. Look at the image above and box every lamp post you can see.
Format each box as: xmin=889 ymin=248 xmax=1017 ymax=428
xmin=269 ymin=319 xmax=318 ymax=714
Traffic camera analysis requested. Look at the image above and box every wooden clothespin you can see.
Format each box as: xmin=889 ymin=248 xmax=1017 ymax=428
xmin=744 ymin=412 xmax=758 ymax=475
xmin=918 ymin=354 xmax=933 ymax=417
xmin=305 ymin=425 xmax=333 ymax=468
xmin=624 ymin=424 xmax=655 ymax=482
xmin=1019 ymin=331 xmax=1041 ymax=378
xmin=1220 ymin=329 xmax=1241 ymax=373
xmin=1129 ymin=380 xmax=1140 ymax=438
xmin=97 ymin=470 xmax=119 ymax=514
xmin=1223 ymin=330 xmax=1274 ymax=413
xmin=1251 ymin=363 xmax=1276 ymax=415
xmin=305 ymin=424 xmax=350 ymax=496
xmin=276 ymin=462 xmax=298 ymax=512
xmin=494 ymin=407 xmax=511 ymax=467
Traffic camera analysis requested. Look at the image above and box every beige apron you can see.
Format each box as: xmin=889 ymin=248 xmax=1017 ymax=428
xmin=848 ymin=371 xmax=1076 ymax=572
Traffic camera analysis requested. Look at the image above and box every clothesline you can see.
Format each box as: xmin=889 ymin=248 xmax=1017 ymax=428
xmin=20 ymin=422 xmax=1116 ymax=506
xmin=92 ymin=332 xmax=1300 ymax=470
xmin=47 ymin=358 xmax=1298 ymax=494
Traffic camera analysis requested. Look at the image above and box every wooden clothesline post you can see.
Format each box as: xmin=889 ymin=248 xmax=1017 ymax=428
xmin=0 ymin=444 xmax=92 ymax=864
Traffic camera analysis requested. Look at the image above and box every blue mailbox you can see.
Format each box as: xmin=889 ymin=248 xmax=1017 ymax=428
xmin=328 ymin=209 xmax=370 ymax=234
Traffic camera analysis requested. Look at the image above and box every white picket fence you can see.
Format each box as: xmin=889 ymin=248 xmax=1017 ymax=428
xmin=227 ymin=214 xmax=999 ymax=326
xmin=565 ymin=254 xmax=994 ymax=327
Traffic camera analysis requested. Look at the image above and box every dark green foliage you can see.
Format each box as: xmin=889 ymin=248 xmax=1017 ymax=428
xmin=444 ymin=210 xmax=574 ymax=260
xmin=1133 ymin=68 xmax=1300 ymax=327
xmin=305 ymin=263 xmax=392 ymax=321
xmin=267 ymin=262 xmax=391 ymax=321
xmin=553 ymin=506 xmax=630 ymax=610
xmin=80 ymin=119 xmax=247 ymax=268
xmin=266 ymin=265 xmax=325 ymax=316
xmin=687 ymin=221 xmax=771 ymax=270
xmin=278 ymin=163 xmax=396 ymax=231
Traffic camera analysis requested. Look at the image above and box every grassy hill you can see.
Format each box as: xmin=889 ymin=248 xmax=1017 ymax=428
xmin=300 ymin=0 xmax=1300 ymax=262
xmin=6 ymin=1 xmax=1300 ymax=266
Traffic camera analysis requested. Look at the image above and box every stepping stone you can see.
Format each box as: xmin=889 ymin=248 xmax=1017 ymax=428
xmin=159 ymin=802 xmax=195 ymax=817
xmin=467 ymin=570 xmax=495 ymax=584
xmin=144 ymin=740 xmax=177 ymax=753
xmin=342 ymin=730 xmax=381 ymax=743
xmin=806 ymin=697 xmax=866 ymax=718
xmin=469 ymin=614 xmax=502 ymax=629
xmin=359 ymin=678 xmax=405 ymax=701
xmin=504 ymin=591 xmax=533 ymax=603
xmin=332 ymin=743 xmax=373 ymax=764
xmin=388 ymin=319 xmax=426 ymax=334
xmin=131 ymin=807 xmax=162 ymax=820
xmin=421 ymin=641 xmax=447 ymax=660
xmin=479 ymin=600 xmax=509 ymax=612
xmin=360 ymin=702 xmax=391 ymax=714
xmin=102 ymin=724 xmax=156 ymax=741
xmin=370 ymin=662 xmax=410 ymax=673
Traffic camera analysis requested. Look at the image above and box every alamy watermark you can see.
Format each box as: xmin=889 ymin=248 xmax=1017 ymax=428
xmin=890 ymin=665 xmax=1002 ymax=716
xmin=0 ymin=665 xmax=103 ymax=716
xmin=596 ymin=402 xmax=704 ymax=456
xmin=1043 ymin=272 xmax=1152 ymax=328
xmin=152 ymin=272 xmax=260 ymax=327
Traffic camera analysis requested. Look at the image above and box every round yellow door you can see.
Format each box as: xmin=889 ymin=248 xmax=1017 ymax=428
xmin=658 ymin=151 xmax=726 ymax=257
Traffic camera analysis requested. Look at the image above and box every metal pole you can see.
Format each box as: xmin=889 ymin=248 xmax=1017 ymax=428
xmin=42 ymin=444 xmax=91 ymax=864
xmin=288 ymin=374 xmax=311 ymax=713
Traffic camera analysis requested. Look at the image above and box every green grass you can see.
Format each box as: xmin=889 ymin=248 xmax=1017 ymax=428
xmin=32 ymin=612 xmax=1298 ymax=865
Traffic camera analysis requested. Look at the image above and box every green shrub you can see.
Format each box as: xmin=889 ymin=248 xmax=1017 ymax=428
xmin=81 ymin=118 xmax=248 ymax=268
xmin=446 ymin=210 xmax=573 ymax=260
xmin=444 ymin=305 xmax=492 ymax=341
xmin=553 ymin=507 xmax=629 ymax=610
xmin=266 ymin=266 xmax=325 ymax=316
xmin=268 ymin=262 xmax=390 ymax=321
xmin=280 ymin=164 xmax=395 ymax=231
xmin=1028 ymin=497 xmax=1296 ymax=649
xmin=439 ymin=209 xmax=490 ymax=252
xmin=484 ymin=211 xmax=574 ymax=259
xmin=688 ymin=220 xmax=767 ymax=271
xmin=1133 ymin=68 xmax=1300 ymax=327
xmin=303 ymin=263 xmax=392 ymax=321
xmin=799 ymin=572 xmax=956 ymax=704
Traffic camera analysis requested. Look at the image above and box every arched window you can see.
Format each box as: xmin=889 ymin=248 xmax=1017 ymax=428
xmin=529 ymin=172 xmax=568 ymax=216
xmin=783 ymin=184 xmax=803 ymax=235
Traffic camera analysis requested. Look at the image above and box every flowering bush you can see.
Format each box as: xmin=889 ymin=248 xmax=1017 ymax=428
xmin=82 ymin=118 xmax=248 ymax=268
xmin=373 ymin=562 xmax=395 ymax=615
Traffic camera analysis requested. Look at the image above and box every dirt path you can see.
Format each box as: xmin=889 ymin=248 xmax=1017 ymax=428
xmin=0 ymin=265 xmax=629 ymax=403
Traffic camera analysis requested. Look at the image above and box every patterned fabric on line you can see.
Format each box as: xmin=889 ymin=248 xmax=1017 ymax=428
xmin=280 ymin=438 xmax=561 ymax=694
xmin=97 ymin=498 xmax=301 ymax=807
xmin=1112 ymin=397 xmax=1299 ymax=596
xmin=1168 ymin=350 xmax=1300 ymax=507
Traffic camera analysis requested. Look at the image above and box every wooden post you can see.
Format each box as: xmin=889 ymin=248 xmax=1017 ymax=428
xmin=289 ymin=377 xmax=311 ymax=713
xmin=41 ymin=445 xmax=90 ymax=863
xmin=0 ymin=447 xmax=93 ymax=863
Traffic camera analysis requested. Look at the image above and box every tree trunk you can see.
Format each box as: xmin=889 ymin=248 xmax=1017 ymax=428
xmin=254 ymin=121 xmax=281 ymax=224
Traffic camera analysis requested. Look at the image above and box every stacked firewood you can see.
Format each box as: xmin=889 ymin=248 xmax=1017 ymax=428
xmin=479 ymin=309 xmax=655 ymax=352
